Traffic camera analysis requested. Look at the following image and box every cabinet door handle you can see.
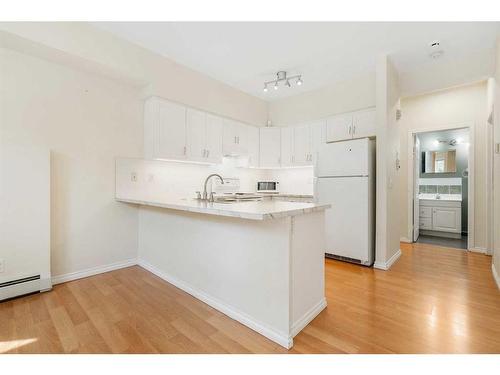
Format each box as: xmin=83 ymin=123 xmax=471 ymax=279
xmin=348 ymin=125 xmax=352 ymax=135
xmin=353 ymin=125 xmax=356 ymax=135
xmin=207 ymin=149 xmax=210 ymax=158
xmin=183 ymin=146 xmax=186 ymax=155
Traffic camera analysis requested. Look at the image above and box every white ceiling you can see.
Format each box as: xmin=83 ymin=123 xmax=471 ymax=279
xmin=93 ymin=22 xmax=500 ymax=101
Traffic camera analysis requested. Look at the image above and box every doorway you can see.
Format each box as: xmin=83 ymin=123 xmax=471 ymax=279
xmin=408 ymin=126 xmax=472 ymax=250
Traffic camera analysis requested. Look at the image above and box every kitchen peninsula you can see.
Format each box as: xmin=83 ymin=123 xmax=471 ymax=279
xmin=116 ymin=158 xmax=330 ymax=348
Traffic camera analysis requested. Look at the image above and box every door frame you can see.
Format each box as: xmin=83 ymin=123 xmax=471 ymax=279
xmin=406 ymin=122 xmax=475 ymax=250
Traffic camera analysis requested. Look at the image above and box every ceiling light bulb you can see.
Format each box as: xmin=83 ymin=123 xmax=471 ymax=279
xmin=297 ymin=77 xmax=303 ymax=86
xmin=274 ymin=82 xmax=278 ymax=90
xmin=263 ymin=85 xmax=268 ymax=92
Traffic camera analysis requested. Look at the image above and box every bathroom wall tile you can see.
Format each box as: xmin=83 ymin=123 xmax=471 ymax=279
xmin=427 ymin=185 xmax=437 ymax=194
xmin=450 ymin=185 xmax=462 ymax=194
xmin=438 ymin=185 xmax=450 ymax=194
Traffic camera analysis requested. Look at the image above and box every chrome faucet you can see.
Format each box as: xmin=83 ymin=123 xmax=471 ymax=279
xmin=202 ymin=174 xmax=224 ymax=202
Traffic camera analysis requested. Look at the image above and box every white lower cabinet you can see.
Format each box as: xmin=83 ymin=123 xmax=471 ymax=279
xmin=432 ymin=207 xmax=461 ymax=233
xmin=419 ymin=199 xmax=462 ymax=234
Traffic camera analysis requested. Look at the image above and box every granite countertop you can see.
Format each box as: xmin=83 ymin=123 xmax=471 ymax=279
xmin=116 ymin=195 xmax=330 ymax=220
xmin=419 ymin=193 xmax=462 ymax=202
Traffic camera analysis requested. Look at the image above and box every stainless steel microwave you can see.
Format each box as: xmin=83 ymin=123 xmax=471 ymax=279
xmin=257 ymin=181 xmax=279 ymax=193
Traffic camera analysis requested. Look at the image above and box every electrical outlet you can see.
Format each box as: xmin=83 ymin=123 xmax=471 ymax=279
xmin=0 ymin=259 xmax=4 ymax=273
xmin=131 ymin=172 xmax=138 ymax=182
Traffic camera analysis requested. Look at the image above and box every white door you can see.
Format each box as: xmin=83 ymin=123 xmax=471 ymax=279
xmin=205 ymin=114 xmax=223 ymax=163
xmin=156 ymin=100 xmax=187 ymax=159
xmin=413 ymin=136 xmax=421 ymax=241
xmin=293 ymin=125 xmax=311 ymax=165
xmin=316 ymin=138 xmax=370 ymax=177
xmin=352 ymin=109 xmax=376 ymax=139
xmin=222 ymin=119 xmax=238 ymax=156
xmin=432 ymin=207 xmax=461 ymax=233
xmin=316 ymin=177 xmax=371 ymax=263
xmin=280 ymin=127 xmax=293 ymax=167
xmin=186 ymin=108 xmax=207 ymax=162
xmin=326 ymin=113 xmax=352 ymax=143
xmin=259 ymin=127 xmax=281 ymax=167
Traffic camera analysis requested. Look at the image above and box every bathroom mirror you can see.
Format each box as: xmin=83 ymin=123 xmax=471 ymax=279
xmin=421 ymin=150 xmax=457 ymax=173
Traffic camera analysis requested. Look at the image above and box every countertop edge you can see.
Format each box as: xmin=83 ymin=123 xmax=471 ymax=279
xmin=116 ymin=197 xmax=330 ymax=221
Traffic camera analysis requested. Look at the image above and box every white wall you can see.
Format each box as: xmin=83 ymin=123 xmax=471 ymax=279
xmin=0 ymin=22 xmax=268 ymax=127
xmin=0 ymin=22 xmax=274 ymax=281
xmin=269 ymin=167 xmax=314 ymax=195
xmin=268 ymin=73 xmax=376 ymax=125
xmin=493 ymin=38 xmax=500 ymax=281
xmin=0 ymin=47 xmax=143 ymax=278
xmin=399 ymin=82 xmax=489 ymax=250
xmin=116 ymin=158 xmax=269 ymax=201
xmin=375 ymin=55 xmax=402 ymax=268
xmin=400 ymin=48 xmax=495 ymax=98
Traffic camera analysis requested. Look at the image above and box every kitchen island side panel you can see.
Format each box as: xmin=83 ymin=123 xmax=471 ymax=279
xmin=137 ymin=206 xmax=292 ymax=346
xmin=290 ymin=210 xmax=327 ymax=336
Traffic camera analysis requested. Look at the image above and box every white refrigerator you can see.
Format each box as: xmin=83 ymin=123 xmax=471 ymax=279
xmin=315 ymin=138 xmax=375 ymax=266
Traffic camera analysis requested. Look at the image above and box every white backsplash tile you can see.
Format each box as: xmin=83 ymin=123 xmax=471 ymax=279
xmin=116 ymin=158 xmax=315 ymax=200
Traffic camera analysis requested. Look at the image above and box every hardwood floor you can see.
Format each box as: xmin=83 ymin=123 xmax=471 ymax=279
xmin=1 ymin=242 xmax=500 ymax=353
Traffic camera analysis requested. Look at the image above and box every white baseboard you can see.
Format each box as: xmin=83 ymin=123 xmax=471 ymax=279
xmin=492 ymin=264 xmax=500 ymax=290
xmin=469 ymin=247 xmax=488 ymax=254
xmin=0 ymin=277 xmax=52 ymax=301
xmin=400 ymin=237 xmax=412 ymax=243
xmin=374 ymin=249 xmax=402 ymax=271
xmin=51 ymin=258 xmax=137 ymax=285
xmin=138 ymin=258 xmax=293 ymax=349
xmin=291 ymin=298 xmax=327 ymax=338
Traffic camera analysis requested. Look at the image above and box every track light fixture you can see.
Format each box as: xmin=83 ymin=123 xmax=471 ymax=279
xmin=263 ymin=71 xmax=303 ymax=92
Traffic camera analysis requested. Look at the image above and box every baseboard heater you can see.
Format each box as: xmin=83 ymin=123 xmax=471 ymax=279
xmin=0 ymin=274 xmax=46 ymax=301
xmin=325 ymin=253 xmax=362 ymax=264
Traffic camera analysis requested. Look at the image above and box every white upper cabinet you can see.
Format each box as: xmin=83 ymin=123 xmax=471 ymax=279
xmin=205 ymin=114 xmax=223 ymax=163
xmin=326 ymin=113 xmax=353 ymax=143
xmin=186 ymin=108 xmax=207 ymax=162
xmin=259 ymin=127 xmax=281 ymax=168
xmin=310 ymin=120 xmax=326 ymax=163
xmin=222 ymin=119 xmax=240 ymax=156
xmin=293 ymin=125 xmax=311 ymax=166
xmin=154 ymin=99 xmax=187 ymax=160
xmin=235 ymin=121 xmax=249 ymax=155
xmin=245 ymin=125 xmax=260 ymax=167
xmin=280 ymin=127 xmax=293 ymax=167
xmin=352 ymin=108 xmax=376 ymax=139
xmin=326 ymin=108 xmax=376 ymax=143
xmin=145 ymin=96 xmax=367 ymax=168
